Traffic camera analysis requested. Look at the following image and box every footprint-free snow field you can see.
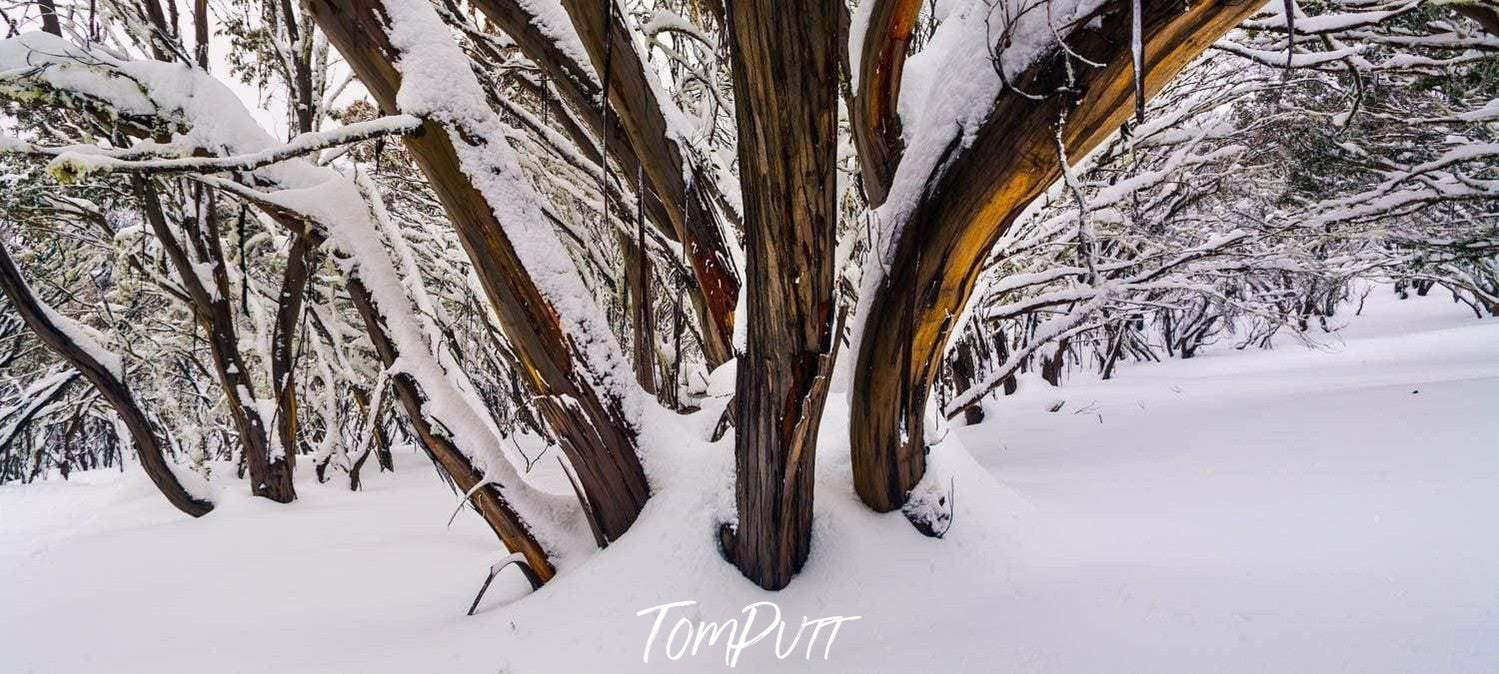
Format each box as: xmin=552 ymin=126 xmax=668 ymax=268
xmin=2 ymin=289 xmax=1496 ymax=673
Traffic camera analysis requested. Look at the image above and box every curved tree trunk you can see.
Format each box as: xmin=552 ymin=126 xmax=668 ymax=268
xmin=0 ymin=239 xmax=213 ymax=517
xmin=850 ymin=0 xmax=1269 ymax=514
xmin=850 ymin=0 xmax=922 ymax=206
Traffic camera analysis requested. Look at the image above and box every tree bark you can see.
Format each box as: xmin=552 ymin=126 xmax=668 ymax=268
xmin=617 ymin=226 xmax=657 ymax=396
xmin=137 ymin=179 xmax=297 ymax=503
xmin=0 ymin=239 xmax=213 ymax=517
xmin=850 ymin=0 xmax=1268 ymax=514
xmin=850 ymin=0 xmax=922 ymax=206
xmin=722 ymin=0 xmax=841 ymax=590
xmin=307 ymin=0 xmax=649 ymax=541
xmin=346 ymin=278 xmax=555 ymax=581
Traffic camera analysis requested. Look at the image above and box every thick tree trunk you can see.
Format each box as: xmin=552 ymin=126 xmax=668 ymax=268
xmin=307 ymin=0 xmax=649 ymax=541
xmin=0 ymin=240 xmax=213 ymax=517
xmin=849 ymin=0 xmax=1268 ymax=514
xmin=722 ymin=0 xmax=841 ymax=590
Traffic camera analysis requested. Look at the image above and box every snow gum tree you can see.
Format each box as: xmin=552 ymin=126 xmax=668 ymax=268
xmin=1 ymin=0 xmax=1492 ymax=593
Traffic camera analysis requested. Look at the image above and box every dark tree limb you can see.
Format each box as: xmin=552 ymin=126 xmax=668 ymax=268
xmin=346 ymin=278 xmax=556 ymax=581
xmin=270 ymin=234 xmax=315 ymax=488
xmin=0 ymin=238 xmax=213 ymax=517
xmin=135 ymin=178 xmax=296 ymax=503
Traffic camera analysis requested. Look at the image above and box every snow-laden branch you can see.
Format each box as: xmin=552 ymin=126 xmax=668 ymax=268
xmin=3 ymin=115 xmax=421 ymax=180
xmin=0 ymin=30 xmax=585 ymax=554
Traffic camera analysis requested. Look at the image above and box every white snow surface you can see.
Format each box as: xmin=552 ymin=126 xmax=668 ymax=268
xmin=2 ymin=294 xmax=1496 ymax=673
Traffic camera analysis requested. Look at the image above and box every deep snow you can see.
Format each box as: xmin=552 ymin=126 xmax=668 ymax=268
xmin=2 ymin=288 xmax=1496 ymax=673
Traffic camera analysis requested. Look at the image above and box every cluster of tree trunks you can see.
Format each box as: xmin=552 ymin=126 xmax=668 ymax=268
xmin=4 ymin=0 xmax=1273 ymax=592
xmin=135 ymin=179 xmax=297 ymax=503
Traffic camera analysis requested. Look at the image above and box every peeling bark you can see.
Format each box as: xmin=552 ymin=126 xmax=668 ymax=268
xmin=723 ymin=0 xmax=841 ymax=590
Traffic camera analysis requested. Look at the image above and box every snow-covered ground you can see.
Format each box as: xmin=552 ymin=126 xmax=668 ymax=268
xmin=2 ymin=288 xmax=1496 ymax=673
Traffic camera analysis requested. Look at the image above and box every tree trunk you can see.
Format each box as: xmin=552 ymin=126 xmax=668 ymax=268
xmin=0 ymin=240 xmax=213 ymax=517
xmin=37 ymin=0 xmax=63 ymax=36
xmin=307 ymin=0 xmax=649 ymax=541
xmin=950 ymin=336 xmax=985 ymax=426
xmin=722 ymin=0 xmax=841 ymax=590
xmin=222 ymin=183 xmax=558 ymax=580
xmin=270 ymin=235 xmax=314 ymax=489
xmin=617 ymin=226 xmax=657 ymax=396
xmin=849 ymin=0 xmax=1268 ymax=514
xmin=850 ymin=0 xmax=922 ymax=206
xmin=137 ymin=179 xmax=296 ymax=503
xmin=346 ymin=279 xmax=554 ymax=581
xmin=351 ymin=385 xmax=394 ymax=475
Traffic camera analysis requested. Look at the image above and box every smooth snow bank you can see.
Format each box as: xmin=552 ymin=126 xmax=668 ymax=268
xmin=2 ymin=288 xmax=1496 ymax=672
xmin=959 ymin=288 xmax=1499 ymax=673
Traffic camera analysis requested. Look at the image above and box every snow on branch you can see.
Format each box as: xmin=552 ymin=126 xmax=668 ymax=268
xmin=4 ymin=115 xmax=422 ymax=181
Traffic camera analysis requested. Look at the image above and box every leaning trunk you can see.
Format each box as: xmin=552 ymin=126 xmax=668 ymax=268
xmin=0 ymin=240 xmax=213 ymax=517
xmin=307 ymin=0 xmax=649 ymax=541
